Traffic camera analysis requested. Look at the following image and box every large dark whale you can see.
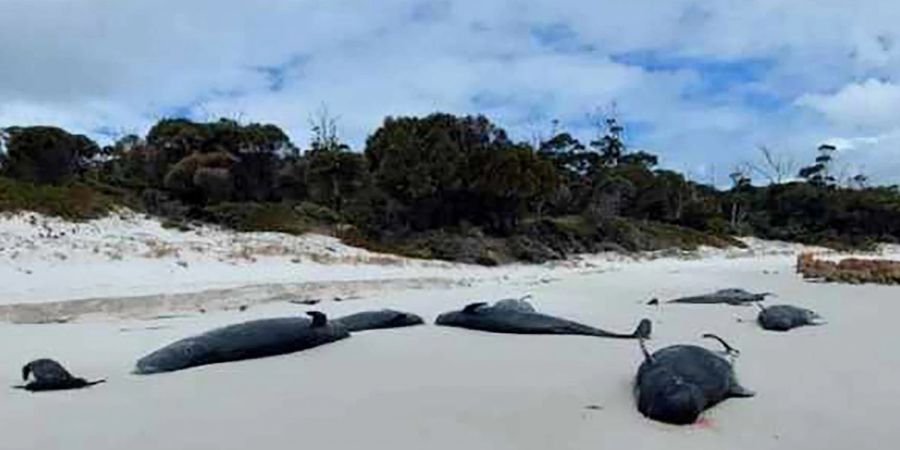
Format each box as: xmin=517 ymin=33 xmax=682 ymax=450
xmin=756 ymin=303 xmax=825 ymax=331
xmin=435 ymin=298 xmax=651 ymax=339
xmin=134 ymin=312 xmax=350 ymax=374
xmin=14 ymin=359 xmax=105 ymax=392
xmin=668 ymin=288 xmax=772 ymax=306
xmin=333 ymin=309 xmax=424 ymax=332
xmin=634 ymin=334 xmax=755 ymax=425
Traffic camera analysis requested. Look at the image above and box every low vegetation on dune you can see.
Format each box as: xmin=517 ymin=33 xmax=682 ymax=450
xmin=1 ymin=112 xmax=898 ymax=264
xmin=0 ymin=178 xmax=117 ymax=220
xmin=797 ymin=253 xmax=900 ymax=285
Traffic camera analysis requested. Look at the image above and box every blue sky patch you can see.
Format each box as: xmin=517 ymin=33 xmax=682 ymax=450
xmin=613 ymin=51 xmax=773 ymax=92
xmin=91 ymin=126 xmax=123 ymax=140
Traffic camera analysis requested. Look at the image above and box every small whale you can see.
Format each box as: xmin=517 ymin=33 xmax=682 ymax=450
xmin=634 ymin=334 xmax=755 ymax=425
xmin=436 ymin=297 xmax=651 ymax=339
xmin=755 ymin=303 xmax=825 ymax=331
xmin=333 ymin=309 xmax=425 ymax=332
xmin=134 ymin=311 xmax=350 ymax=374
xmin=668 ymin=288 xmax=772 ymax=306
xmin=14 ymin=359 xmax=105 ymax=392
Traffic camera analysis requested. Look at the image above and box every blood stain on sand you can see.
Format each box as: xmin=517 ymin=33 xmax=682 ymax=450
xmin=694 ymin=417 xmax=715 ymax=429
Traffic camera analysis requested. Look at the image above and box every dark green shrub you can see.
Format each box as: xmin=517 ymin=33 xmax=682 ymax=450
xmin=0 ymin=177 xmax=113 ymax=219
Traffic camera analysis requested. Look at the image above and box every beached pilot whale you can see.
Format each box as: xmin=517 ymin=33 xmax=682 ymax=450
xmin=333 ymin=309 xmax=424 ymax=332
xmin=634 ymin=334 xmax=755 ymax=425
xmin=134 ymin=311 xmax=350 ymax=374
xmin=668 ymin=288 xmax=772 ymax=306
xmin=755 ymin=303 xmax=825 ymax=332
xmin=14 ymin=359 xmax=105 ymax=392
xmin=435 ymin=297 xmax=651 ymax=339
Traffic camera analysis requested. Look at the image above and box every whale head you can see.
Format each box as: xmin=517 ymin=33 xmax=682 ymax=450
xmin=134 ymin=339 xmax=209 ymax=375
xmin=802 ymin=309 xmax=826 ymax=325
xmin=639 ymin=376 xmax=706 ymax=425
xmin=386 ymin=311 xmax=425 ymax=327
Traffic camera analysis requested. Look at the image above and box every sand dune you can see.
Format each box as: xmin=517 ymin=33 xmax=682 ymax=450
xmin=2 ymin=213 xmax=899 ymax=449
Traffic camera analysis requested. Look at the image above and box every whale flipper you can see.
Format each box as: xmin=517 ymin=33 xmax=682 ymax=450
xmin=728 ymin=383 xmax=756 ymax=398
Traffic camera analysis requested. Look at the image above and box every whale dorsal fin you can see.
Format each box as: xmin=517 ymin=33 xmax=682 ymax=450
xmin=462 ymin=302 xmax=488 ymax=314
xmin=306 ymin=311 xmax=328 ymax=327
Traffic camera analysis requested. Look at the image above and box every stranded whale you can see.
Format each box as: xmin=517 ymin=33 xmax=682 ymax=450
xmin=756 ymin=303 xmax=825 ymax=331
xmin=436 ymin=298 xmax=651 ymax=339
xmin=634 ymin=334 xmax=755 ymax=425
xmin=668 ymin=288 xmax=772 ymax=306
xmin=134 ymin=312 xmax=350 ymax=374
xmin=15 ymin=359 xmax=105 ymax=392
xmin=333 ymin=309 xmax=425 ymax=332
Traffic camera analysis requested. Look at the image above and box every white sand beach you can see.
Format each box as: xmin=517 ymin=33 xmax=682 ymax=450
xmin=1 ymin=212 xmax=899 ymax=450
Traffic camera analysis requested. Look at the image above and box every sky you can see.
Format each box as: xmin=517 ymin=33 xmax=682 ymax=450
xmin=2 ymin=0 xmax=900 ymax=184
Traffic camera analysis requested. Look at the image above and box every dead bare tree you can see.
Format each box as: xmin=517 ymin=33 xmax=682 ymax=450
xmin=308 ymin=104 xmax=342 ymax=152
xmin=526 ymin=118 xmax=557 ymax=150
xmin=834 ymin=162 xmax=852 ymax=188
xmin=705 ymin=163 xmax=718 ymax=188
xmin=747 ymin=145 xmax=796 ymax=185
xmin=728 ymin=164 xmax=752 ymax=228
xmin=832 ymin=163 xmax=871 ymax=190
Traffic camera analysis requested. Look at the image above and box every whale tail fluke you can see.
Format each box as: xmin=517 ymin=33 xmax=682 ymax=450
xmin=702 ymin=333 xmax=741 ymax=359
xmin=634 ymin=319 xmax=652 ymax=339
xmin=582 ymin=318 xmax=652 ymax=339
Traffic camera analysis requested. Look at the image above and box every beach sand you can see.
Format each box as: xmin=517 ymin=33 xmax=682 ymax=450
xmin=1 ymin=213 xmax=899 ymax=449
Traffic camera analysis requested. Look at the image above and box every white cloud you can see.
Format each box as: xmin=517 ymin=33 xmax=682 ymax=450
xmin=798 ymin=79 xmax=900 ymax=131
xmin=2 ymin=1 xmax=900 ymax=180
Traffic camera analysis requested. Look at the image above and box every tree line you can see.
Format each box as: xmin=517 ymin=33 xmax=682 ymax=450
xmin=2 ymin=112 xmax=899 ymax=263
